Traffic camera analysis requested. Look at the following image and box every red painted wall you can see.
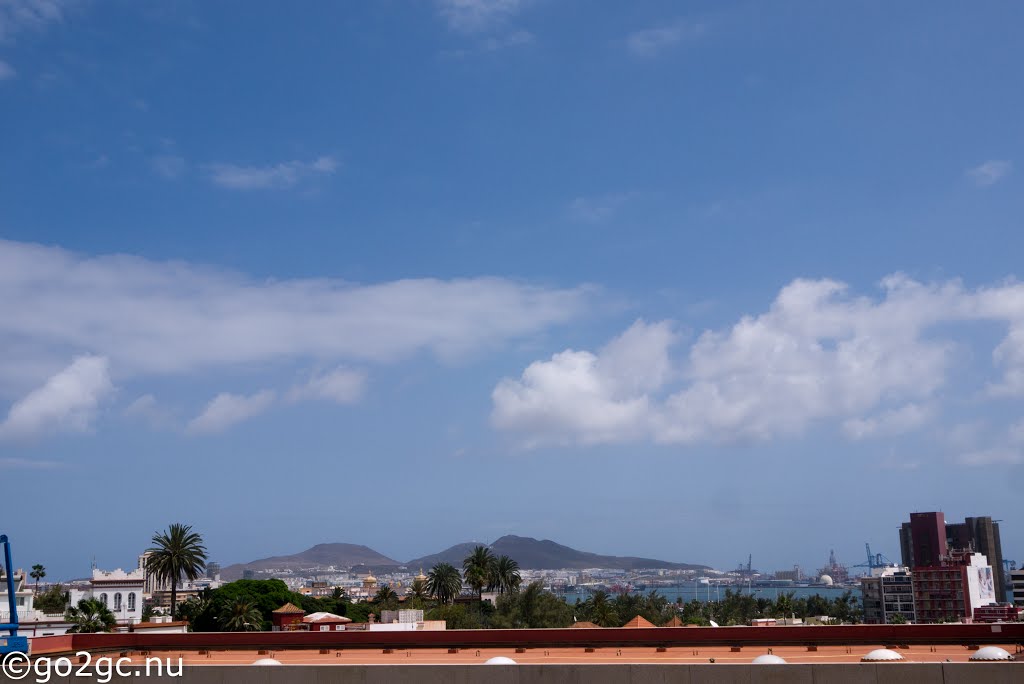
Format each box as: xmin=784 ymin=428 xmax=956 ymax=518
xmin=28 ymin=623 xmax=1023 ymax=656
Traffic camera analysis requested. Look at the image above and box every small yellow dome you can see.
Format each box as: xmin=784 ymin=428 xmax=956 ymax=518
xmin=364 ymin=574 xmax=377 ymax=584
xmin=415 ymin=568 xmax=427 ymax=581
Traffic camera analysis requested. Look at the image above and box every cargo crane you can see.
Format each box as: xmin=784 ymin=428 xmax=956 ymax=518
xmin=850 ymin=543 xmax=894 ymax=575
xmin=1 ymin=534 xmax=30 ymax=655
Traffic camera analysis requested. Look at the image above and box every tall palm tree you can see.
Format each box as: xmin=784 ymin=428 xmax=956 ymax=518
xmin=65 ymin=598 xmax=116 ymax=633
xmin=219 ymin=598 xmax=262 ymax=632
xmin=589 ymin=590 xmax=618 ymax=627
xmin=489 ymin=555 xmax=521 ymax=595
xmin=373 ymin=584 xmax=399 ymax=610
xmin=427 ymin=563 xmax=463 ymax=605
xmin=407 ymin=578 xmax=430 ymax=607
xmin=146 ymin=523 xmax=207 ymax=620
xmin=30 ymin=564 xmax=46 ymax=593
xmin=462 ymin=546 xmax=495 ymax=600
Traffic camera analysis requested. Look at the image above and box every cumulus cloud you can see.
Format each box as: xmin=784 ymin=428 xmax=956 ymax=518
xmin=493 ymin=275 xmax=1024 ymax=447
xmin=842 ymin=403 xmax=932 ymax=440
xmin=0 ymin=355 xmax=113 ymax=440
xmin=437 ymin=0 xmax=524 ymax=33
xmin=626 ymin=20 xmax=705 ymax=58
xmin=204 ymin=156 xmax=337 ymax=190
xmin=186 ymin=390 xmax=275 ymax=434
xmin=966 ymin=160 xmax=1012 ymax=187
xmin=287 ymin=366 xmax=366 ymax=404
xmin=492 ymin=320 xmax=676 ymax=445
xmin=123 ymin=394 xmax=175 ymax=429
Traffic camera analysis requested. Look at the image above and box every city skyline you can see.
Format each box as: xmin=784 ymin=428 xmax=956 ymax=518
xmin=2 ymin=2 xmax=1023 ymax=579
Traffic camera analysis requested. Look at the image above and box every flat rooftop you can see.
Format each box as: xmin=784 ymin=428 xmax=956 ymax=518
xmin=105 ymin=643 xmax=1022 ymax=665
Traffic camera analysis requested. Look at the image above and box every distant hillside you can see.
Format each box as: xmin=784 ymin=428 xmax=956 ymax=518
xmin=406 ymin=542 xmax=482 ymax=570
xmin=410 ymin=535 xmax=707 ymax=571
xmin=221 ymin=543 xmax=400 ymax=580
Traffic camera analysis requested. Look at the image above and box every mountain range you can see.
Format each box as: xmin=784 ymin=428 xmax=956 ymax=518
xmin=221 ymin=535 xmax=707 ymax=580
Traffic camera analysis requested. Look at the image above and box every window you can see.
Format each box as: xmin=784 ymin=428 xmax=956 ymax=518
xmin=336 ymin=625 xmax=344 ymax=631
xmin=100 ymin=593 xmax=108 ymax=607
xmin=114 ymin=593 xmax=122 ymax=611
xmin=320 ymin=625 xmax=329 ymax=631
xmin=127 ymin=593 xmax=136 ymax=611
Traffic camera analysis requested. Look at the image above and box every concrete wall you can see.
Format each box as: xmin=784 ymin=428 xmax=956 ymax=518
xmin=0 ymin=664 xmax=1020 ymax=684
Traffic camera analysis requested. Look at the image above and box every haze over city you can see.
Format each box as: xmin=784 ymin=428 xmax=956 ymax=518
xmin=2 ymin=1 xmax=1023 ymax=582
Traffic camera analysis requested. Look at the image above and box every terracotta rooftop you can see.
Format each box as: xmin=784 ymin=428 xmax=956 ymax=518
xmin=571 ymin=621 xmax=600 ymax=629
xmin=272 ymin=603 xmax=305 ymax=614
xmin=662 ymin=616 xmax=683 ymax=627
xmin=621 ymin=615 xmax=656 ymax=629
xmin=131 ymin=621 xmax=189 ymax=630
xmin=303 ymin=612 xmax=352 ymax=623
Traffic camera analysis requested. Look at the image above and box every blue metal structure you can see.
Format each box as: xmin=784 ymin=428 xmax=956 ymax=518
xmin=1 ymin=534 xmax=30 ymax=654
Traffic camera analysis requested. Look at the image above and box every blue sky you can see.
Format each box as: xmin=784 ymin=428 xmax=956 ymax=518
xmin=2 ymin=1 xmax=1023 ymax=580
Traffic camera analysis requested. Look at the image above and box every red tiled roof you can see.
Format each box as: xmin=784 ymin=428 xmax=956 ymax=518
xmin=272 ymin=603 xmax=305 ymax=614
xmin=571 ymin=621 xmax=600 ymax=629
xmin=662 ymin=617 xmax=683 ymax=627
xmin=621 ymin=615 xmax=655 ymax=629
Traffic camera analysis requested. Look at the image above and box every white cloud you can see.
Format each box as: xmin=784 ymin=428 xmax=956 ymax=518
xmin=492 ymin=320 xmax=676 ymax=445
xmin=0 ymin=0 xmax=68 ymax=41
xmin=0 ymin=239 xmax=588 ymax=399
xmin=966 ymin=160 xmax=1012 ymax=187
xmin=151 ymin=155 xmax=186 ymax=179
xmin=627 ymin=20 xmax=705 ymax=58
xmin=0 ymin=457 xmax=61 ymax=469
xmin=186 ymin=390 xmax=275 ymax=435
xmin=0 ymin=355 xmax=113 ymax=440
xmin=287 ymin=367 xmax=366 ymax=404
xmin=437 ymin=0 xmax=524 ymax=33
xmin=0 ymin=60 xmax=15 ymax=80
xmin=204 ymin=155 xmax=337 ymax=190
xmin=493 ymin=275 xmax=1024 ymax=447
xmin=123 ymin=393 xmax=174 ymax=429
xmin=842 ymin=403 xmax=932 ymax=440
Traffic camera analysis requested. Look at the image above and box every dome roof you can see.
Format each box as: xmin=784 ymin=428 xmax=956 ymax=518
xmin=969 ymin=646 xmax=1012 ymax=661
xmin=861 ymin=649 xmax=904 ymax=662
xmin=819 ymin=574 xmax=834 ymax=586
xmin=752 ymin=654 xmax=787 ymax=664
xmin=415 ymin=568 xmax=427 ymax=581
xmin=364 ymin=573 xmax=377 ymax=583
xmin=251 ymin=658 xmax=282 ymax=666
xmin=484 ymin=657 xmax=517 ymax=665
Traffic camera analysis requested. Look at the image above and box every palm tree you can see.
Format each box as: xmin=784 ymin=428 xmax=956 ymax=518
xmin=589 ymin=590 xmax=618 ymax=627
xmin=490 ymin=555 xmax=521 ymax=595
xmin=145 ymin=523 xmax=207 ymax=620
xmin=407 ymin=577 xmax=430 ymax=607
xmin=462 ymin=546 xmax=495 ymax=600
xmin=65 ymin=598 xmax=116 ymax=633
xmin=219 ymin=598 xmax=262 ymax=632
xmin=427 ymin=562 xmax=463 ymax=605
xmin=373 ymin=584 xmax=399 ymax=610
xmin=30 ymin=564 xmax=46 ymax=593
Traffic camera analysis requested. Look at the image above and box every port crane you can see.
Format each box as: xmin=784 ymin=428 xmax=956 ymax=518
xmin=1 ymin=534 xmax=29 ymax=654
xmin=851 ymin=543 xmax=894 ymax=572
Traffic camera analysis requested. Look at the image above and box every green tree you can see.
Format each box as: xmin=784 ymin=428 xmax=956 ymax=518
xmin=30 ymin=564 xmax=46 ymax=593
xmin=490 ymin=555 xmax=522 ymax=595
xmin=492 ymin=581 xmax=572 ymax=629
xmin=888 ymin=613 xmax=907 ymax=625
xmin=427 ymin=562 xmax=463 ymax=605
xmin=373 ymin=584 xmax=399 ymax=611
xmin=582 ymin=590 xmax=619 ymax=627
xmin=145 ymin=523 xmax=207 ymax=621
xmin=220 ymin=598 xmax=263 ymax=631
xmin=34 ymin=584 xmax=69 ymax=614
xmin=191 ymin=579 xmax=306 ymax=632
xmin=425 ymin=603 xmax=482 ymax=629
xmin=462 ymin=546 xmax=495 ymax=600
xmin=407 ymin=578 xmax=430 ymax=609
xmin=65 ymin=598 xmax=116 ymax=633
